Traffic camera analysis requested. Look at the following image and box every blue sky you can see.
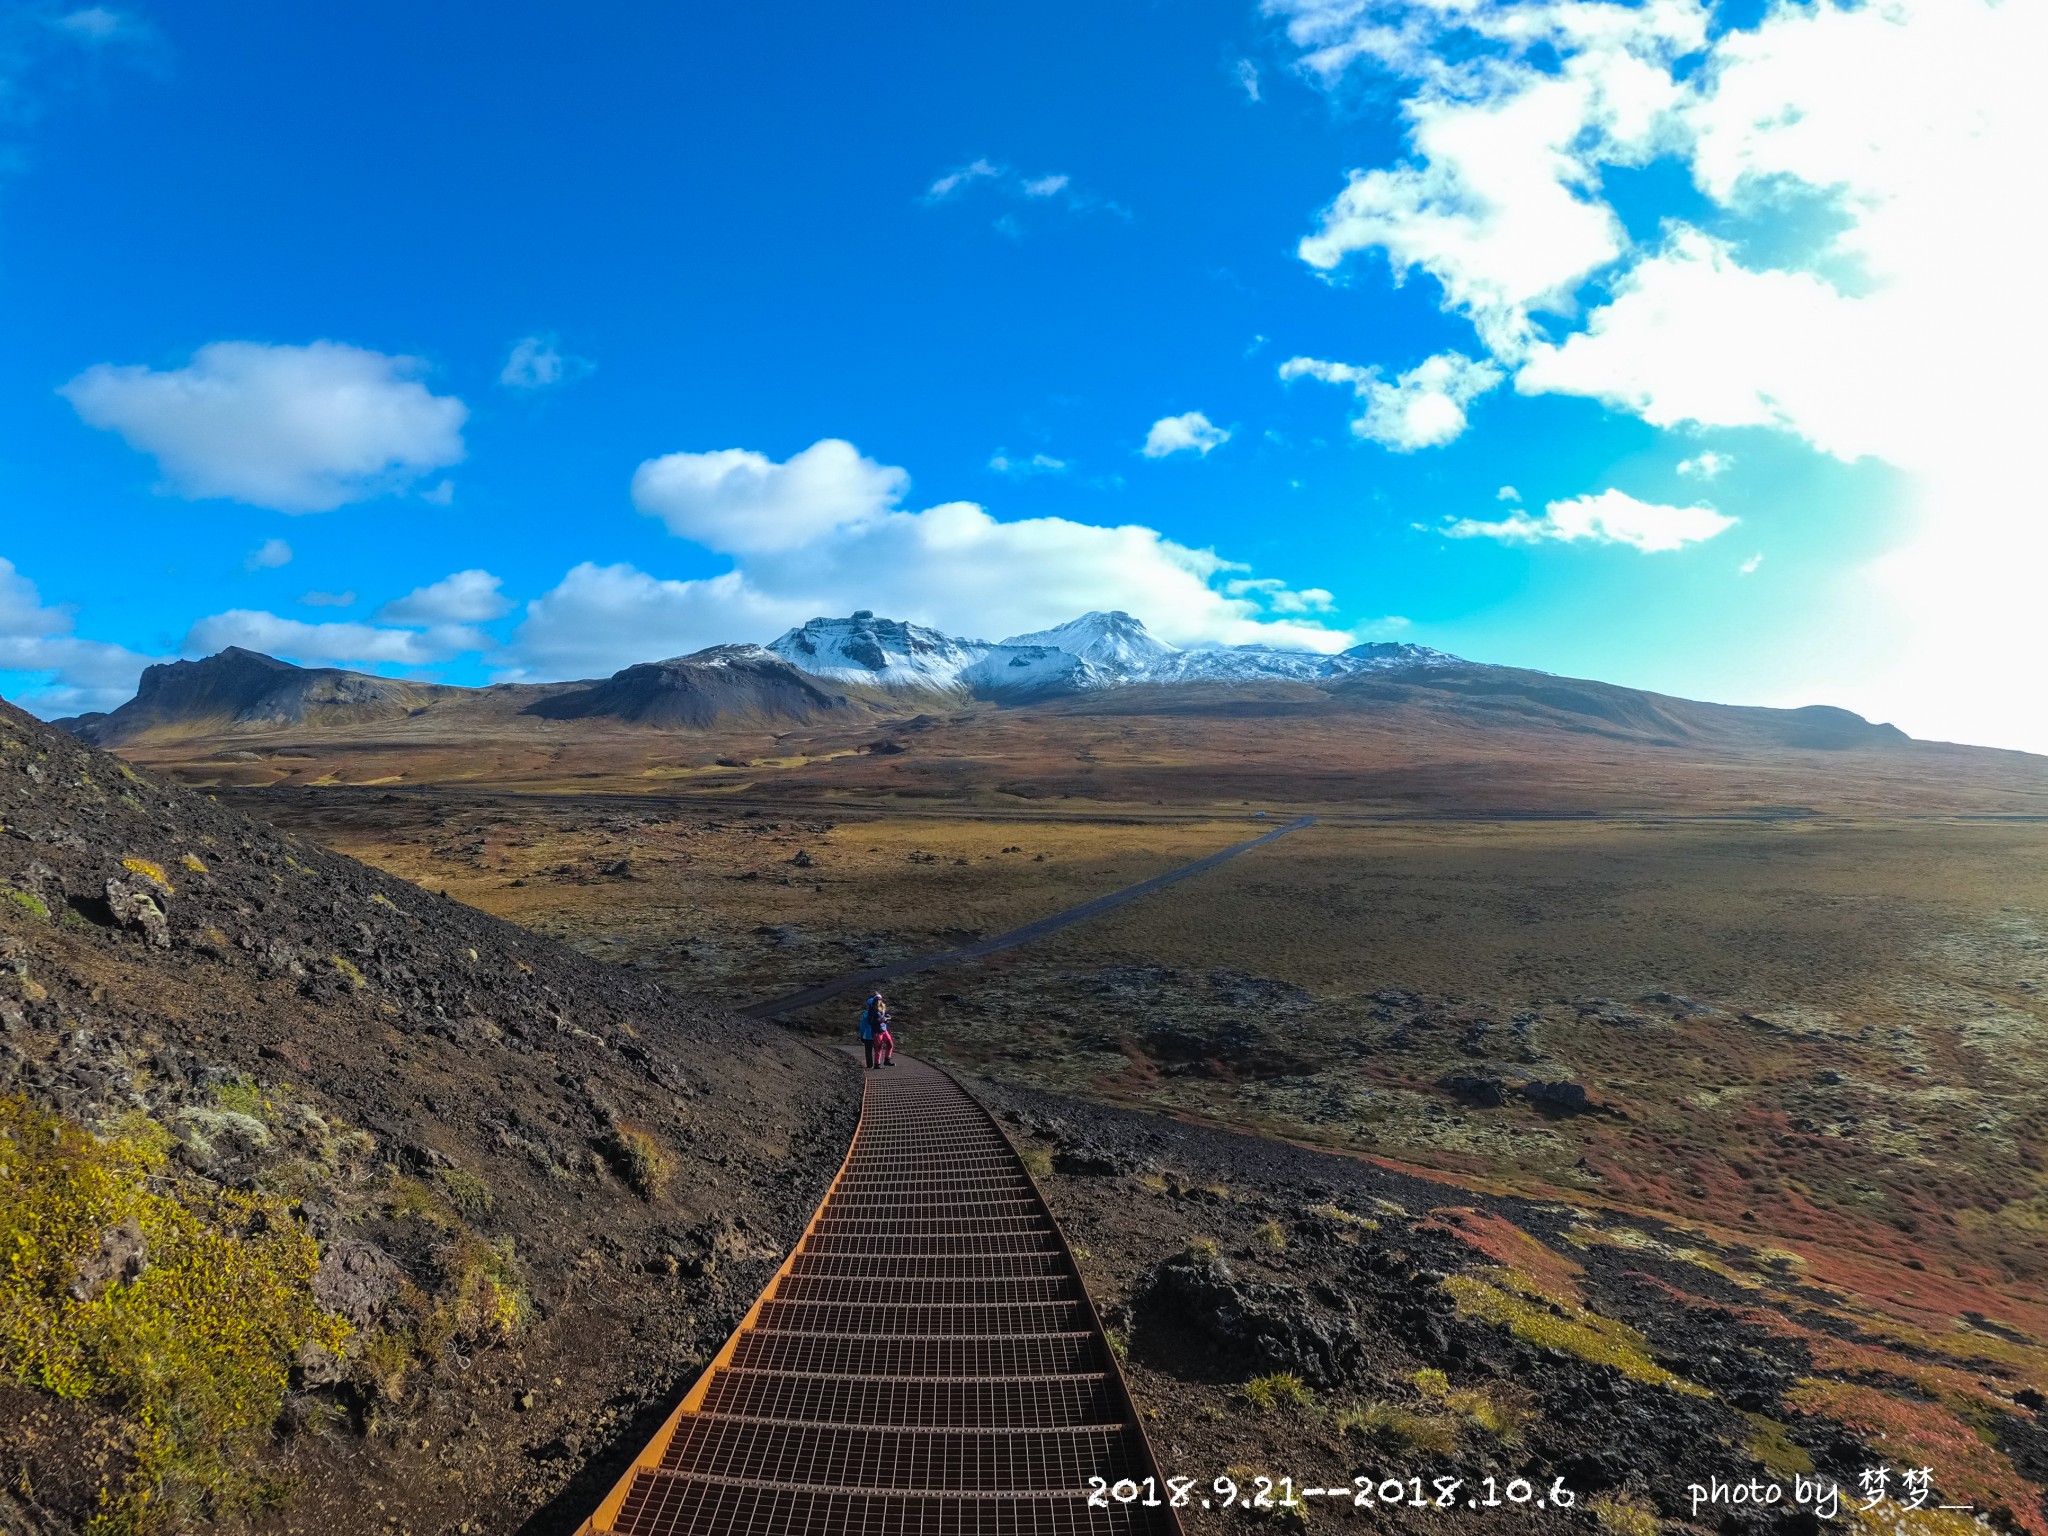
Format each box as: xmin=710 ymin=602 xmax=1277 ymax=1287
xmin=1 ymin=0 xmax=2036 ymax=749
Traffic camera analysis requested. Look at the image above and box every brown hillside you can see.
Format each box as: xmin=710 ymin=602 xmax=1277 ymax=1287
xmin=0 ymin=700 xmax=857 ymax=1535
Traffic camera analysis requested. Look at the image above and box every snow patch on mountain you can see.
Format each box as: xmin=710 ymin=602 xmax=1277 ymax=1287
xmin=959 ymin=645 xmax=1103 ymax=694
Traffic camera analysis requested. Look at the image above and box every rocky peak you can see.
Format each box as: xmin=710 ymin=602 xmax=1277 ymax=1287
xmin=1001 ymin=611 xmax=1180 ymax=671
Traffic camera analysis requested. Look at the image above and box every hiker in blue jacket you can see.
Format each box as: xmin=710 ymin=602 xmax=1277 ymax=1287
xmin=858 ymin=992 xmax=892 ymax=1069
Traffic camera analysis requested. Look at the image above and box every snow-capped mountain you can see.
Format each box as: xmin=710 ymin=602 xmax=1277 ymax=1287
xmin=766 ymin=611 xmax=996 ymax=690
xmin=763 ymin=610 xmax=1463 ymax=696
xmin=1002 ymin=611 xmax=1180 ymax=672
xmin=1345 ymin=640 xmax=1460 ymax=668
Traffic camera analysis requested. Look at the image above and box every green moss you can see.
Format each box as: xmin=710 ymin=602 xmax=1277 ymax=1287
xmin=441 ymin=1234 xmax=528 ymax=1340
xmin=1742 ymin=1411 xmax=1814 ymax=1476
xmin=1588 ymin=1493 xmax=1662 ymax=1534
xmin=1308 ymin=1202 xmax=1379 ymax=1231
xmin=210 ymin=1079 xmax=271 ymax=1123
xmin=119 ymin=859 xmax=171 ymax=894
xmin=0 ymin=1096 xmax=349 ymax=1533
xmin=1019 ymin=1148 xmax=1053 ymax=1180
xmin=609 ymin=1127 xmax=670 ymax=1199
xmin=435 ymin=1167 xmax=493 ymax=1221
xmin=1334 ymin=1399 xmax=1459 ymax=1453
xmin=1454 ymin=1384 xmax=1534 ymax=1440
xmin=382 ymin=1175 xmax=457 ymax=1230
xmin=1442 ymin=1271 xmax=1708 ymax=1396
xmin=5 ymin=887 xmax=50 ymax=920
xmin=328 ymin=956 xmax=366 ymax=991
xmin=1241 ymin=1372 xmax=1316 ymax=1414
xmin=1252 ymin=1219 xmax=1287 ymax=1252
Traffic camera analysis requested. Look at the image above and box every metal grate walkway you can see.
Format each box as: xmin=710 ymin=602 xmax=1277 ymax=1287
xmin=575 ymin=1058 xmax=1180 ymax=1536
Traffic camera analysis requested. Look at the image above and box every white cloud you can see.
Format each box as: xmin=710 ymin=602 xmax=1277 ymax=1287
xmin=1275 ymin=356 xmax=1371 ymax=390
xmin=1739 ymin=552 xmax=1763 ymax=575
xmin=244 ymin=537 xmax=292 ymax=570
xmin=1513 ymin=230 xmax=1883 ymax=459
xmin=61 ymin=341 xmax=467 ymax=513
xmin=1236 ymin=58 xmax=1262 ymax=101
xmin=419 ymin=480 xmax=455 ymax=505
xmin=926 ymin=158 xmax=1002 ymax=200
xmin=56 ymin=7 xmax=125 ymax=39
xmin=1287 ymin=0 xmax=1698 ymax=353
xmin=509 ymin=438 xmax=1349 ymax=679
xmin=1141 ymin=411 xmax=1231 ymax=458
xmin=0 ymin=557 xmax=160 ymax=715
xmin=376 ymin=569 xmax=509 ymax=626
xmin=500 ymin=334 xmax=592 ymax=390
xmin=923 ymin=159 xmax=1121 ymax=221
xmin=1279 ymin=587 xmax=1336 ymax=614
xmin=508 ymin=564 xmax=794 ymax=679
xmin=183 ymin=610 xmax=487 ymax=668
xmin=301 ymin=590 xmax=355 ymax=608
xmin=1496 ymin=485 xmax=1520 ymax=502
xmin=1440 ymin=489 xmax=1736 ymax=553
xmin=989 ymin=451 xmax=1068 ymax=478
xmin=1281 ymin=350 xmax=1501 ymax=450
xmin=1677 ymin=450 xmax=1732 ymax=480
xmin=1274 ymin=0 xmax=2048 ymax=748
xmin=632 ymin=438 xmax=908 ymax=554
xmin=1228 ymin=577 xmax=1336 ymax=614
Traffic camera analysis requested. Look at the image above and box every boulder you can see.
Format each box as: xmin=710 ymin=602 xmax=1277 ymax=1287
xmin=1437 ymin=1072 xmax=1508 ymax=1108
xmin=1519 ymin=1079 xmax=1596 ymax=1115
xmin=104 ymin=875 xmax=169 ymax=948
xmin=312 ymin=1237 xmax=405 ymax=1329
xmin=1133 ymin=1245 xmax=1364 ymax=1386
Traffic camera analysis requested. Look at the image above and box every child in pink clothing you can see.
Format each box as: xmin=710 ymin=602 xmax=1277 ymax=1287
xmin=859 ymin=993 xmax=896 ymax=1068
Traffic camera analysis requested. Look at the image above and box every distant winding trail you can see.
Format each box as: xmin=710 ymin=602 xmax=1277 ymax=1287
xmin=743 ymin=815 xmax=1314 ymax=1019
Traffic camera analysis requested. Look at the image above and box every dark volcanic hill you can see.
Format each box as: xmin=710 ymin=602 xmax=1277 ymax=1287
xmin=522 ymin=644 xmax=862 ymax=729
xmin=58 ymin=644 xmax=883 ymax=748
xmin=59 ymin=647 xmax=467 ymax=747
xmin=0 ymin=700 xmax=858 ymax=1535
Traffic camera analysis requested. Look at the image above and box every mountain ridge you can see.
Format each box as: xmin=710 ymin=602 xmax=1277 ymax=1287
xmin=52 ymin=608 xmax=1917 ymax=758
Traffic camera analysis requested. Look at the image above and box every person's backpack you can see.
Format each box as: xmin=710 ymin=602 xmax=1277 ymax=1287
xmin=860 ymin=997 xmax=880 ymax=1036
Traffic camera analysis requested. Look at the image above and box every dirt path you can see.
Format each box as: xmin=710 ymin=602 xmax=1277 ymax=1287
xmin=743 ymin=816 xmax=1315 ymax=1018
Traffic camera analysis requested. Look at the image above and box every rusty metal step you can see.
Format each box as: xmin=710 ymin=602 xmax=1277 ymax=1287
xmin=789 ymin=1252 xmax=1070 ymax=1281
xmin=727 ymin=1330 xmax=1107 ymax=1379
xmin=612 ymin=1477 xmax=1175 ymax=1536
xmin=700 ymin=1370 xmax=1118 ymax=1428
xmin=655 ymin=1418 xmax=1144 ymax=1492
xmin=772 ymin=1274 xmax=1076 ymax=1306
